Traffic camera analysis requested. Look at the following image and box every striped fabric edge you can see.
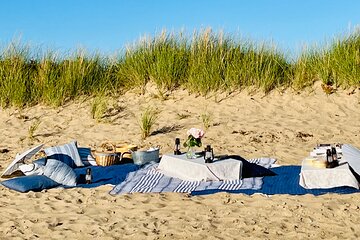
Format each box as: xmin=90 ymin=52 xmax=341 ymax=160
xmin=174 ymin=180 xmax=201 ymax=193
xmin=130 ymin=170 xmax=163 ymax=193
xmin=109 ymin=164 xmax=155 ymax=195
xmin=218 ymin=179 xmax=243 ymax=190
xmin=77 ymin=147 xmax=97 ymax=166
xmin=248 ymin=158 xmax=276 ymax=168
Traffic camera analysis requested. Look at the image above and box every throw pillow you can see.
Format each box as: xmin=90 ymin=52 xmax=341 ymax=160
xmin=44 ymin=141 xmax=84 ymax=168
xmin=43 ymin=159 xmax=77 ymax=187
xmin=1 ymin=175 xmax=60 ymax=193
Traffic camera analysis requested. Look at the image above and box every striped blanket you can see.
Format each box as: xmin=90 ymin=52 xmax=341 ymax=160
xmin=110 ymin=158 xmax=275 ymax=195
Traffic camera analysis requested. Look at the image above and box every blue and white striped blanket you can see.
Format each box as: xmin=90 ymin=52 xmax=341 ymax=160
xmin=110 ymin=158 xmax=275 ymax=195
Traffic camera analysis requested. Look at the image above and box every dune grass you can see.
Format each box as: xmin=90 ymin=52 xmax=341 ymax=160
xmin=1 ymin=29 xmax=360 ymax=108
xmin=28 ymin=118 xmax=41 ymax=141
xmin=91 ymin=94 xmax=108 ymax=122
xmin=139 ymin=107 xmax=159 ymax=139
xmin=0 ymin=43 xmax=36 ymax=107
xmin=292 ymin=29 xmax=360 ymax=89
xmin=319 ymin=32 xmax=360 ymax=87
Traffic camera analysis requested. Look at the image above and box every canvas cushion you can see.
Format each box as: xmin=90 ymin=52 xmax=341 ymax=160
xmin=77 ymin=147 xmax=97 ymax=166
xmin=44 ymin=141 xmax=84 ymax=168
xmin=43 ymin=159 xmax=77 ymax=187
xmin=227 ymin=155 xmax=276 ymax=178
xmin=1 ymin=175 xmax=59 ymax=193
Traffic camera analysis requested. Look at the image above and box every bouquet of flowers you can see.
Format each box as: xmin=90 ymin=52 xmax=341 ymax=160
xmin=184 ymin=128 xmax=205 ymax=148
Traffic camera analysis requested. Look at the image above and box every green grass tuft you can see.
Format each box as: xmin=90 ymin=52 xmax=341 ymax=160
xmin=139 ymin=107 xmax=159 ymax=139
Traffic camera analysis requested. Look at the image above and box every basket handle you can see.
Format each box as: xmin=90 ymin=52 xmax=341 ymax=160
xmin=99 ymin=142 xmax=116 ymax=152
xmin=118 ymin=151 xmax=133 ymax=162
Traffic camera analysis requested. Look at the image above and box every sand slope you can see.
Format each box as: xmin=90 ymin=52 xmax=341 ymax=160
xmin=1 ymin=84 xmax=360 ymax=239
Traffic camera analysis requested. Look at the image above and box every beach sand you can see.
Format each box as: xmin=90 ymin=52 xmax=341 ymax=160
xmin=1 ymin=83 xmax=360 ymax=239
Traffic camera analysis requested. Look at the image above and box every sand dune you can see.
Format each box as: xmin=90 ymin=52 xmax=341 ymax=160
xmin=1 ymin=84 xmax=360 ymax=239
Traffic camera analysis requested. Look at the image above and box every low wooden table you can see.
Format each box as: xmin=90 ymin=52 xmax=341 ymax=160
xmin=299 ymin=159 xmax=359 ymax=189
xmin=158 ymin=154 xmax=243 ymax=181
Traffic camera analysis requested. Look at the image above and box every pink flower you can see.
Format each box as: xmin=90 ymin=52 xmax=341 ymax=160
xmin=187 ymin=128 xmax=205 ymax=139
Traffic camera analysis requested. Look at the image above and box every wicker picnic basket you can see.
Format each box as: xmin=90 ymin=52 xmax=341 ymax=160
xmin=92 ymin=142 xmax=118 ymax=166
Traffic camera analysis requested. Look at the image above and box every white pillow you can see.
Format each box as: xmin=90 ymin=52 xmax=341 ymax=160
xmin=43 ymin=159 xmax=77 ymax=187
xmin=44 ymin=141 xmax=84 ymax=168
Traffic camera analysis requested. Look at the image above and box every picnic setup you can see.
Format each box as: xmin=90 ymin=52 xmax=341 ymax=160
xmin=1 ymin=128 xmax=360 ymax=196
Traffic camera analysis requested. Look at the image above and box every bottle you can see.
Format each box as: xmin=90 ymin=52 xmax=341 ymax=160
xmin=204 ymin=145 xmax=213 ymax=163
xmin=326 ymin=149 xmax=332 ymax=168
xmin=174 ymin=138 xmax=181 ymax=155
xmin=331 ymin=147 xmax=339 ymax=167
xmin=85 ymin=168 xmax=92 ymax=184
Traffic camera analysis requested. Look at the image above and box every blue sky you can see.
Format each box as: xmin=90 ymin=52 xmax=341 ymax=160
xmin=1 ymin=0 xmax=360 ymax=57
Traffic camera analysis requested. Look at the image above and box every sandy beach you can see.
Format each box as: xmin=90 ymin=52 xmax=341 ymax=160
xmin=1 ymin=83 xmax=360 ymax=239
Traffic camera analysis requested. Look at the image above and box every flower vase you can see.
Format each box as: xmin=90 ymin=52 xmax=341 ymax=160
xmin=186 ymin=146 xmax=197 ymax=159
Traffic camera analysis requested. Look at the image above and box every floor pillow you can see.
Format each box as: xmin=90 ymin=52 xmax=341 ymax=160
xmin=43 ymin=159 xmax=77 ymax=186
xmin=1 ymin=175 xmax=59 ymax=193
xmin=44 ymin=141 xmax=84 ymax=168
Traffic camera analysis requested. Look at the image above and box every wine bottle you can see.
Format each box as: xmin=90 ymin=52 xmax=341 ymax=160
xmin=331 ymin=147 xmax=339 ymax=167
xmin=174 ymin=138 xmax=181 ymax=155
xmin=326 ymin=149 xmax=332 ymax=168
xmin=85 ymin=168 xmax=92 ymax=184
xmin=204 ymin=145 xmax=213 ymax=163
